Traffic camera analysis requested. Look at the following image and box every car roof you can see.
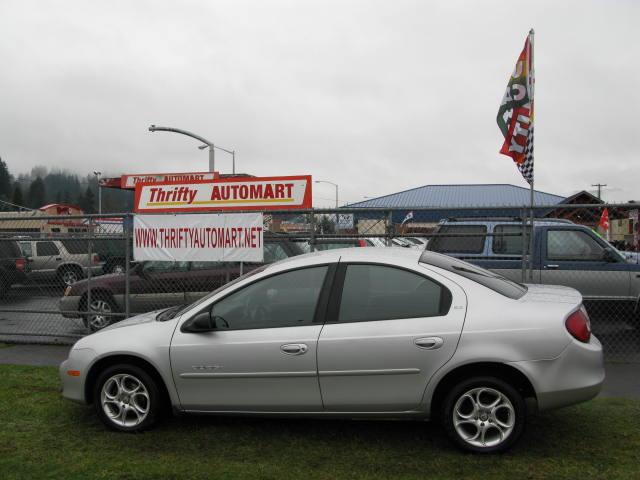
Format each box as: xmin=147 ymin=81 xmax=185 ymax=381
xmin=265 ymin=246 xmax=423 ymax=272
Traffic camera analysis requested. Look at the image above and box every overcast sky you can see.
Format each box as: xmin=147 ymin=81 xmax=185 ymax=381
xmin=1 ymin=0 xmax=638 ymax=206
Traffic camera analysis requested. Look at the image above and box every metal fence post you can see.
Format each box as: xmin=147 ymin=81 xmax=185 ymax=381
xmin=124 ymin=213 xmax=131 ymax=319
xmin=521 ymin=209 xmax=527 ymax=283
xmin=386 ymin=211 xmax=393 ymax=246
xmin=309 ymin=210 xmax=316 ymax=252
xmin=86 ymin=217 xmax=93 ymax=333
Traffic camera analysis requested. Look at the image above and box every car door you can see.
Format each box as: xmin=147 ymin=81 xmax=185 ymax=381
xmin=539 ymin=227 xmax=631 ymax=300
xmin=129 ymin=261 xmax=189 ymax=313
xmin=33 ymin=241 xmax=61 ymax=280
xmin=317 ymin=262 xmax=467 ymax=412
xmin=170 ymin=264 xmax=334 ymax=411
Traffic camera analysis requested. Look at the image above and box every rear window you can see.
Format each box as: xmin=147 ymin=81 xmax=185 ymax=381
xmin=419 ymin=251 xmax=527 ymax=299
xmin=492 ymin=225 xmax=531 ymax=255
xmin=427 ymin=225 xmax=487 ymax=254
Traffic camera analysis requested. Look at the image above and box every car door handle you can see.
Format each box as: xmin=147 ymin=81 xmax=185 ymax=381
xmin=280 ymin=343 xmax=308 ymax=355
xmin=545 ymin=264 xmax=559 ymax=269
xmin=414 ymin=337 xmax=443 ymax=350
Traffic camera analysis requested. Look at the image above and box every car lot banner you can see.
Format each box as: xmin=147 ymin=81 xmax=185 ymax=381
xmin=133 ymin=213 xmax=264 ymax=262
xmin=134 ymin=175 xmax=312 ymax=213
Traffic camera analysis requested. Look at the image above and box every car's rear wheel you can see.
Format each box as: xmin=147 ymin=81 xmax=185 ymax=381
xmin=93 ymin=364 xmax=161 ymax=432
xmin=59 ymin=266 xmax=82 ymax=286
xmin=442 ymin=376 xmax=525 ymax=453
xmin=109 ymin=263 xmax=125 ymax=275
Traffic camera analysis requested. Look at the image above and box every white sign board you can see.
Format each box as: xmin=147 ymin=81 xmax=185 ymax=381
xmin=337 ymin=213 xmax=354 ymax=230
xmin=133 ymin=213 xmax=264 ymax=262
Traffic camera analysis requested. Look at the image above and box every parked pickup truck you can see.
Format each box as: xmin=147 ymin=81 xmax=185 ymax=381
xmin=426 ymin=218 xmax=640 ymax=322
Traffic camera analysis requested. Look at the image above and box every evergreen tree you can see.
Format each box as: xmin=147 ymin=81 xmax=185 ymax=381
xmin=11 ymin=182 xmax=24 ymax=209
xmin=27 ymin=177 xmax=46 ymax=208
xmin=83 ymin=186 xmax=96 ymax=213
xmin=0 ymin=157 xmax=12 ymax=200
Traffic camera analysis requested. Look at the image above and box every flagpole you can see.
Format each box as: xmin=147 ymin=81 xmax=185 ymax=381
xmin=528 ymin=28 xmax=535 ymax=281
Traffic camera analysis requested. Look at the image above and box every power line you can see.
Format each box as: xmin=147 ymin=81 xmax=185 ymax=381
xmin=0 ymin=198 xmax=35 ymax=212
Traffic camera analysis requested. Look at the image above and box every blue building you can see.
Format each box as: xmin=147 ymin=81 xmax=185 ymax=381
xmin=344 ymin=184 xmax=571 ymax=228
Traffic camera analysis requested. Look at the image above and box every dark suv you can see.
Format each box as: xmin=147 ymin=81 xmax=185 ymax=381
xmin=60 ymin=238 xmax=304 ymax=331
xmin=0 ymin=238 xmax=28 ymax=296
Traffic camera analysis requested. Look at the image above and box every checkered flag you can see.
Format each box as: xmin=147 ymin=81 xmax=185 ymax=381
xmin=517 ymin=126 xmax=534 ymax=185
xmin=497 ymin=30 xmax=535 ymax=185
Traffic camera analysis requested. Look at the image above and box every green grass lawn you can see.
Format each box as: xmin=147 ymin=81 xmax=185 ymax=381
xmin=0 ymin=365 xmax=638 ymax=480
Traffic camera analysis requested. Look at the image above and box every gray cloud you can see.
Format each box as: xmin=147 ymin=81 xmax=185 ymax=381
xmin=0 ymin=0 xmax=638 ymax=206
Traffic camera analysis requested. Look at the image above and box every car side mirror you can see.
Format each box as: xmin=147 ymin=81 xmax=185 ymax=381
xmin=182 ymin=310 xmax=216 ymax=333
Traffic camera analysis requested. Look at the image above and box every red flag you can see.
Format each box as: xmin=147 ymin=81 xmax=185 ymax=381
xmin=599 ymin=208 xmax=610 ymax=232
xmin=497 ymin=31 xmax=535 ymax=184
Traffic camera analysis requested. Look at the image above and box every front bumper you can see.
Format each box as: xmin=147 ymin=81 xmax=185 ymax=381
xmin=510 ymin=335 xmax=605 ymax=411
xmin=59 ymin=348 xmax=96 ymax=404
xmin=59 ymin=295 xmax=82 ymax=318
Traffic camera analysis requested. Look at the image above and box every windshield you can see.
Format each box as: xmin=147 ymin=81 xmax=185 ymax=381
xmin=168 ymin=264 xmax=270 ymax=319
xmin=419 ymin=251 xmax=527 ymax=299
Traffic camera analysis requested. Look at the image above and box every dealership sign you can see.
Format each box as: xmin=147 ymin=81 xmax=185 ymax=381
xmin=121 ymin=171 xmax=219 ymax=189
xmin=133 ymin=213 xmax=264 ymax=262
xmin=134 ymin=175 xmax=312 ymax=213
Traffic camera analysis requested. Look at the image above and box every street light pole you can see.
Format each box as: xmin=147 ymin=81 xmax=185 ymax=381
xmin=149 ymin=125 xmax=235 ymax=173
xmin=93 ymin=171 xmax=102 ymax=214
xmin=315 ymin=180 xmax=339 ymax=208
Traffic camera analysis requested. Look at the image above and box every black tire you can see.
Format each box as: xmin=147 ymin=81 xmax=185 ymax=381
xmin=93 ymin=364 xmax=162 ymax=432
xmin=442 ymin=376 xmax=526 ymax=453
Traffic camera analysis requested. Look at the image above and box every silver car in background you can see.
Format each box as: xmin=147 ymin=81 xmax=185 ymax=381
xmin=60 ymin=248 xmax=604 ymax=453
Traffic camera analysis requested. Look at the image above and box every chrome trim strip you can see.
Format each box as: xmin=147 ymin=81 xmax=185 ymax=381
xmin=318 ymin=368 xmax=420 ymax=377
xmin=179 ymin=371 xmax=317 ymax=379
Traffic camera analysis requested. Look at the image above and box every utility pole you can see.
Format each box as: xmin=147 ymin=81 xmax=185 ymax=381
xmin=591 ymin=183 xmax=607 ymax=200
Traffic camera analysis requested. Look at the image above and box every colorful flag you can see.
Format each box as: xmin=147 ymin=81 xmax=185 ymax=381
xmin=497 ymin=30 xmax=535 ymax=185
xmin=599 ymin=208 xmax=610 ymax=240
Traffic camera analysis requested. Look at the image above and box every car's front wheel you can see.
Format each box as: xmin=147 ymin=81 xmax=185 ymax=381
xmin=442 ymin=376 xmax=525 ymax=453
xmin=93 ymin=364 xmax=161 ymax=432
xmin=85 ymin=295 xmax=117 ymax=332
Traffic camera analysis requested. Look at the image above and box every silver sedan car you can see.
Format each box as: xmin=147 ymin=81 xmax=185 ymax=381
xmin=60 ymin=248 xmax=604 ymax=453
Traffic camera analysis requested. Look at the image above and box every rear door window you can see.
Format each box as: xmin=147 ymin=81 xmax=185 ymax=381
xmin=337 ymin=264 xmax=451 ymax=323
xmin=492 ymin=225 xmax=531 ymax=255
xmin=36 ymin=241 xmax=60 ymax=256
xmin=428 ymin=225 xmax=487 ymax=254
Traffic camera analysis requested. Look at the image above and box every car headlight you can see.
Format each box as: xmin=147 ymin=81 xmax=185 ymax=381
xmin=64 ymin=286 xmax=72 ymax=297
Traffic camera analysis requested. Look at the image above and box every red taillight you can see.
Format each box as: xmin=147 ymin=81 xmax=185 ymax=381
xmin=15 ymin=258 xmax=25 ymax=271
xmin=565 ymin=307 xmax=591 ymax=343
xmin=358 ymin=239 xmax=367 ymax=247
xmin=92 ymin=253 xmax=100 ymax=264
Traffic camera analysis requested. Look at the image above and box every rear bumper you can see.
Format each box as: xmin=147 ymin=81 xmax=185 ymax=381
xmin=510 ymin=335 xmax=605 ymax=411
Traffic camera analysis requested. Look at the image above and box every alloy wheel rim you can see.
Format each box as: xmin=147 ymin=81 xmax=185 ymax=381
xmin=62 ymin=270 xmax=78 ymax=285
xmin=89 ymin=299 xmax=112 ymax=330
xmin=453 ymin=387 xmax=515 ymax=448
xmin=100 ymin=373 xmax=150 ymax=427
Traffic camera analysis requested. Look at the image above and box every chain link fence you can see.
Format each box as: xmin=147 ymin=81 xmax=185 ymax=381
xmin=0 ymin=204 xmax=638 ymax=362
